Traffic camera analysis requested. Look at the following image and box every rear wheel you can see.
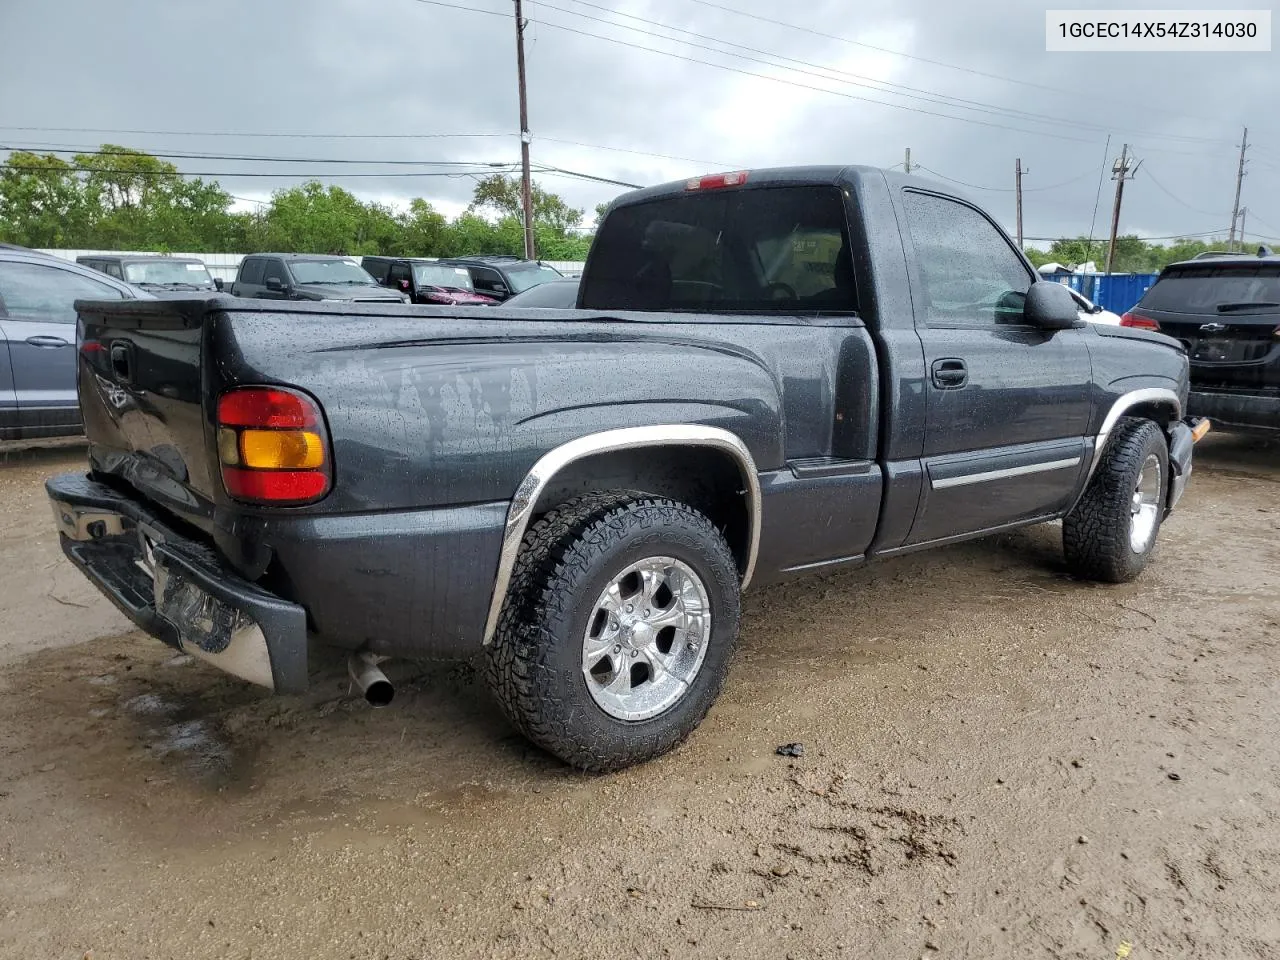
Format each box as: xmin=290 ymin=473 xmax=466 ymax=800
xmin=485 ymin=492 xmax=741 ymax=772
xmin=1063 ymin=417 xmax=1169 ymax=583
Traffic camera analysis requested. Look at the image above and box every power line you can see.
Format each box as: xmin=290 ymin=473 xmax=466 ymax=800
xmin=1139 ymin=165 xmax=1229 ymax=220
xmin=915 ymin=164 xmax=1095 ymax=193
xmin=536 ymin=136 xmax=737 ymax=169
xmin=0 ymin=129 xmax=730 ymax=171
xmin=401 ymin=0 xmax=1089 ymax=144
xmin=0 ymin=144 xmax=516 ymax=167
xmin=673 ymin=0 xmax=1241 ymax=134
xmin=0 ymin=159 xmax=633 ymax=190
xmin=548 ymin=0 xmax=1238 ymax=149
xmin=0 ymin=125 xmax=512 ymax=140
xmin=0 ymin=161 xmax=518 ymax=179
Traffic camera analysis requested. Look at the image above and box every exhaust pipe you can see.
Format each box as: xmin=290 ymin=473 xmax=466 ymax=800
xmin=348 ymin=651 xmax=394 ymax=707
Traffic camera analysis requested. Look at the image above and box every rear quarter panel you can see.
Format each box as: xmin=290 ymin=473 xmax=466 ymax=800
xmin=212 ymin=307 xmax=874 ymax=514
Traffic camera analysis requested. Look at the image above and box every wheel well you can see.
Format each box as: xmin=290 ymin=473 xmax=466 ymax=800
xmin=529 ymin=446 xmax=753 ymax=578
xmin=1124 ymin=402 xmax=1178 ymax=430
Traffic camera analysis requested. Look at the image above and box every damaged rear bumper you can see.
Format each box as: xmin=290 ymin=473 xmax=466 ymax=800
xmin=46 ymin=472 xmax=308 ymax=693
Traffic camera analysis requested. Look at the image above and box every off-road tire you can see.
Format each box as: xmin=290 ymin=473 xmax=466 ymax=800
xmin=1063 ymin=417 xmax=1169 ymax=583
xmin=485 ymin=492 xmax=741 ymax=772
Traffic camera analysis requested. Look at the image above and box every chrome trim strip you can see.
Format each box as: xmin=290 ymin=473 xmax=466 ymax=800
xmin=481 ymin=425 xmax=763 ymax=646
xmin=930 ymin=457 xmax=1081 ymax=490
xmin=1084 ymin=387 xmax=1182 ymax=486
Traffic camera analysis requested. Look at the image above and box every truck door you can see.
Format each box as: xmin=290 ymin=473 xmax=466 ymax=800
xmin=900 ymin=190 xmax=1092 ymax=545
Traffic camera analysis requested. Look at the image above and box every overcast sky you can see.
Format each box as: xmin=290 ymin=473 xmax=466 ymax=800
xmin=1 ymin=0 xmax=1277 ymax=246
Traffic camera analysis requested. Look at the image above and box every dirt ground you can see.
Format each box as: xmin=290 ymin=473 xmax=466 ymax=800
xmin=1 ymin=436 xmax=1277 ymax=960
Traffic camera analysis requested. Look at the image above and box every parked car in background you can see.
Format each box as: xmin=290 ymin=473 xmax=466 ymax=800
xmin=501 ymin=277 xmax=580 ymax=308
xmin=78 ymin=255 xmax=223 ymax=296
xmin=50 ymin=164 xmax=1206 ymax=773
xmin=435 ymin=255 xmax=564 ymax=302
xmin=1 ymin=245 xmax=151 ymax=441
xmin=361 ymin=256 xmax=497 ymax=305
xmin=1122 ymin=247 xmax=1280 ymax=433
xmin=1067 ymin=287 xmax=1121 ymax=325
xmin=230 ymin=254 xmax=407 ymax=303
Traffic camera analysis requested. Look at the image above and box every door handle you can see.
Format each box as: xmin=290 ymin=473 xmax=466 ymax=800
xmin=25 ymin=335 xmax=71 ymax=348
xmin=931 ymin=358 xmax=968 ymax=389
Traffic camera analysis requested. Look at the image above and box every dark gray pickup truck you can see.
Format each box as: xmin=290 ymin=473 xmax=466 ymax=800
xmin=48 ymin=166 xmax=1207 ymax=771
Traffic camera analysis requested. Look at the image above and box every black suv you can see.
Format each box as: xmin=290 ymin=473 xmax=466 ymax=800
xmin=78 ymin=254 xmax=223 ymax=296
xmin=435 ymin=255 xmax=565 ymax=302
xmin=1125 ymin=246 xmax=1279 ymax=433
xmin=231 ymin=254 xmax=407 ymax=303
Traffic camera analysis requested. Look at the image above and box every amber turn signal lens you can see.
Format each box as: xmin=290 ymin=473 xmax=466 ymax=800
xmin=238 ymin=429 xmax=325 ymax=470
xmin=1191 ymin=419 xmax=1212 ymax=442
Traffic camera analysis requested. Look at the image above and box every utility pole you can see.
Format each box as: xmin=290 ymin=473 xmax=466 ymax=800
xmin=513 ymin=0 xmax=535 ymax=260
xmin=904 ymin=147 xmax=912 ymax=174
xmin=1015 ymin=158 xmax=1025 ymax=250
xmin=1238 ymin=207 xmax=1248 ymax=247
xmin=1227 ymin=126 xmax=1248 ymax=252
xmin=1105 ymin=144 xmax=1134 ymax=277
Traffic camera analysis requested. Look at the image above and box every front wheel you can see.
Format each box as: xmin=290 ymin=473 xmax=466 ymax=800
xmin=1063 ymin=417 xmax=1169 ymax=583
xmin=485 ymin=493 xmax=741 ymax=772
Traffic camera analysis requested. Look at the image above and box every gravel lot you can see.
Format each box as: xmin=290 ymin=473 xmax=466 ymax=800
xmin=1 ymin=436 xmax=1277 ymax=960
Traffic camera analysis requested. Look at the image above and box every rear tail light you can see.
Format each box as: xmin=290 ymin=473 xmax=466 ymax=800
xmin=216 ymin=387 xmax=331 ymax=505
xmin=1120 ymin=312 xmax=1160 ymax=331
xmin=685 ymin=170 xmax=749 ymax=191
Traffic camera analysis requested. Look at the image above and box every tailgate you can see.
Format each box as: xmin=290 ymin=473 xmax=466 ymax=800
xmin=75 ymin=298 xmax=220 ymax=529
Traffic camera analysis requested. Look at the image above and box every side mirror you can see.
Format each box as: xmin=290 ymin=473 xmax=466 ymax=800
xmin=493 ymin=283 xmax=509 ymax=297
xmin=264 ymin=277 xmax=284 ymax=293
xmin=1091 ymin=303 xmax=1104 ymax=314
xmin=213 ymin=277 xmax=225 ymax=291
xmin=399 ymin=279 xmax=411 ymax=291
xmin=1024 ymin=281 xmax=1083 ymax=331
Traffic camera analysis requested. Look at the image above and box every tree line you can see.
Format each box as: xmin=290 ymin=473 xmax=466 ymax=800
xmin=1 ymin=145 xmax=1248 ymax=271
xmin=0 ymin=145 xmax=596 ymax=260
xmin=1023 ymin=235 xmax=1242 ymax=275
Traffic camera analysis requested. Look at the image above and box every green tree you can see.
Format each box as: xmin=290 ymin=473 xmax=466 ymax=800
xmin=0 ymin=151 xmax=93 ymax=247
xmin=394 ymin=198 xmax=448 ymax=256
xmin=469 ymin=175 xmax=584 ymax=235
xmin=262 ymin=182 xmax=393 ymax=254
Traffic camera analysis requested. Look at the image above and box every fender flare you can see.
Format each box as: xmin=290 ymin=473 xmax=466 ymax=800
xmin=482 ymin=425 xmax=762 ymax=645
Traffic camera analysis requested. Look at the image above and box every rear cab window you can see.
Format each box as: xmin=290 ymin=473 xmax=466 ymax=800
xmin=581 ymin=185 xmax=857 ymax=313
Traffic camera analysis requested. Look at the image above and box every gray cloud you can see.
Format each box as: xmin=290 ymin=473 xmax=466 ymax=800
xmin=0 ymin=0 xmax=1275 ymax=242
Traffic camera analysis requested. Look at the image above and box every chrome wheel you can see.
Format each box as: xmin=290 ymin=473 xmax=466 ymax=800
xmin=1129 ymin=453 xmax=1162 ymax=553
xmin=581 ymin=556 xmax=712 ymax=722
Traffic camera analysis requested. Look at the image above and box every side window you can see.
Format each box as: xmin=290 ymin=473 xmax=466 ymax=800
xmin=0 ymin=262 xmax=125 ymax=323
xmin=104 ymin=262 xmax=124 ymax=280
xmin=471 ymin=267 xmax=504 ymax=294
xmin=387 ymin=262 xmax=411 ymax=286
xmin=904 ymin=191 xmax=1033 ymax=326
xmin=364 ymin=258 xmax=389 ymax=282
xmin=263 ymin=259 xmax=288 ymax=285
xmin=239 ymin=258 xmax=265 ymax=285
